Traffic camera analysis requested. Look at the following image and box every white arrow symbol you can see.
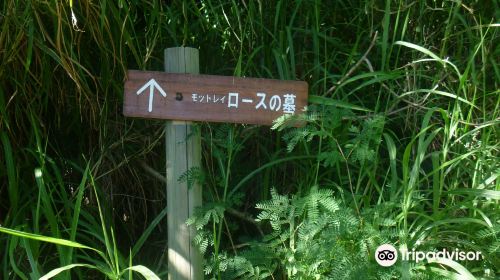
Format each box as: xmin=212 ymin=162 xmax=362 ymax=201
xmin=136 ymin=78 xmax=167 ymax=112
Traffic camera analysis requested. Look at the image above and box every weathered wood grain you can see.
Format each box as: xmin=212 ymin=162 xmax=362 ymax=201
xmin=165 ymin=47 xmax=203 ymax=280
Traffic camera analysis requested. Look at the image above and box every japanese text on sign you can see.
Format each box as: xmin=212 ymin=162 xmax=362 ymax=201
xmin=192 ymin=92 xmax=297 ymax=114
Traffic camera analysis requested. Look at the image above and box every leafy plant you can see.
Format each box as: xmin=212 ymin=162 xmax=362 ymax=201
xmin=0 ymin=166 xmax=161 ymax=280
xmin=0 ymin=227 xmax=159 ymax=280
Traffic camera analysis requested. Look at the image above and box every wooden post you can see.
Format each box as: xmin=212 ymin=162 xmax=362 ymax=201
xmin=165 ymin=47 xmax=203 ymax=280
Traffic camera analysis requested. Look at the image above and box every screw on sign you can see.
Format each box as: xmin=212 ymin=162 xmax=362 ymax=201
xmin=123 ymin=70 xmax=308 ymax=125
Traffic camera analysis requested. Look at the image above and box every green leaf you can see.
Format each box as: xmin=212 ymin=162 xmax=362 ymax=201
xmin=0 ymin=226 xmax=100 ymax=254
xmin=308 ymin=95 xmax=372 ymax=112
xmin=427 ymin=258 xmax=477 ymax=280
xmin=123 ymin=265 xmax=161 ymax=280
xmin=399 ymin=89 xmax=477 ymax=108
xmin=228 ymin=155 xmax=315 ymax=199
xmin=40 ymin=264 xmax=98 ymax=280
xmin=395 ymin=41 xmax=462 ymax=76
xmin=448 ymin=189 xmax=500 ymax=200
xmin=1 ymin=131 xmax=17 ymax=212
xmin=131 ymin=206 xmax=168 ymax=258
xmin=395 ymin=41 xmax=441 ymax=61
xmin=65 ymin=163 xmax=90 ymax=263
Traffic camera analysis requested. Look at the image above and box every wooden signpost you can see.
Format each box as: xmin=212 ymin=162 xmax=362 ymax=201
xmin=123 ymin=47 xmax=308 ymax=280
xmin=123 ymin=71 xmax=308 ymax=125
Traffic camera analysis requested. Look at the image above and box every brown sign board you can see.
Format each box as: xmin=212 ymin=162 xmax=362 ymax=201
xmin=123 ymin=70 xmax=308 ymax=125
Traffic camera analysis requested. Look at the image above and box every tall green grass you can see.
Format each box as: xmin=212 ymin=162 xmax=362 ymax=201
xmin=1 ymin=0 xmax=498 ymax=279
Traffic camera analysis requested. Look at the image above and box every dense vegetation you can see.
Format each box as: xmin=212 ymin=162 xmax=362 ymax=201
xmin=0 ymin=0 xmax=498 ymax=279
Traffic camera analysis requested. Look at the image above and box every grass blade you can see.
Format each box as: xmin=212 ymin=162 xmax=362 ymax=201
xmin=309 ymin=95 xmax=372 ymax=112
xmin=123 ymin=265 xmax=161 ymax=280
xmin=1 ymin=131 xmax=17 ymax=214
xmin=66 ymin=163 xmax=90 ymax=264
xmin=40 ymin=264 xmax=98 ymax=280
xmin=395 ymin=41 xmax=441 ymax=61
xmin=0 ymin=226 xmax=96 ymax=251
xmin=131 ymin=206 xmax=168 ymax=258
xmin=427 ymin=258 xmax=477 ymax=280
xmin=399 ymin=89 xmax=477 ymax=108
xmin=447 ymin=189 xmax=500 ymax=200
xmin=23 ymin=238 xmax=41 ymax=279
xmin=383 ymin=133 xmax=398 ymax=200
